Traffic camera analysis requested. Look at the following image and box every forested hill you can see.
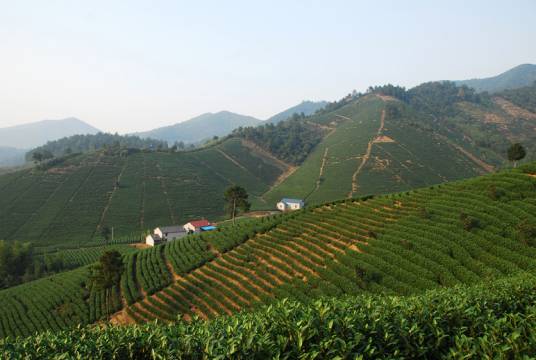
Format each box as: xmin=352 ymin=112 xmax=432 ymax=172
xmin=0 ymin=163 xmax=535 ymax=343
xmin=27 ymin=133 xmax=168 ymax=159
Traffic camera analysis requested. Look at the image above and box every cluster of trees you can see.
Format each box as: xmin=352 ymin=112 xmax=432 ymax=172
xmin=0 ymin=240 xmax=72 ymax=289
xmin=499 ymin=81 xmax=536 ymax=113
xmin=26 ymin=133 xmax=169 ymax=160
xmin=233 ymin=115 xmax=326 ymax=165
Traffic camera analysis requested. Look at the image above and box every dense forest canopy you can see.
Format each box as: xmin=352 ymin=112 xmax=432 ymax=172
xmin=0 ymin=240 xmax=72 ymax=289
xmin=26 ymin=133 xmax=168 ymax=160
xmin=232 ymin=114 xmax=327 ymax=165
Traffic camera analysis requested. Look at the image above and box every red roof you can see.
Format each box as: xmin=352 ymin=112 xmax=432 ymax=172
xmin=188 ymin=219 xmax=211 ymax=228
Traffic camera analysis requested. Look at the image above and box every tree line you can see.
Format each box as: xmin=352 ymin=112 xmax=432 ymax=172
xmin=232 ymin=114 xmax=326 ymax=165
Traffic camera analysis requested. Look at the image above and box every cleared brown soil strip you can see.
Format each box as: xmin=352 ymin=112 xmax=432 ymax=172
xmin=349 ymin=109 xmax=386 ymax=198
xmin=241 ymin=139 xmax=291 ymax=171
xmin=188 ymin=271 xmax=243 ymax=312
xmin=196 ymin=265 xmax=256 ymax=305
xmin=257 ymin=235 xmax=318 ymax=276
xmin=243 ymin=242 xmax=301 ymax=279
xmin=433 ymin=134 xmax=494 ymax=174
xmin=166 ymin=285 xmax=208 ymax=320
xmin=313 ymin=147 xmax=329 ymax=194
xmin=211 ymin=258 xmax=272 ymax=295
xmin=173 ymin=279 xmax=223 ymax=316
xmin=275 ymin=226 xmax=341 ymax=258
xmin=216 ymin=148 xmax=250 ymax=172
xmin=109 ymin=309 xmax=134 ymax=325
xmin=226 ymin=251 xmax=286 ymax=286
xmin=494 ymin=97 xmax=536 ymax=120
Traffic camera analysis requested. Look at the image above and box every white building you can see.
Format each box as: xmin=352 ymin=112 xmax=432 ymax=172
xmin=277 ymin=198 xmax=305 ymax=211
xmin=155 ymin=226 xmax=187 ymax=241
xmin=145 ymin=233 xmax=164 ymax=247
xmin=146 ymin=225 xmax=187 ymax=246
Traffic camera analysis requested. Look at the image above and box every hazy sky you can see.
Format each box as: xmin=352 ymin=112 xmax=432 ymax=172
xmin=1 ymin=0 xmax=535 ymax=133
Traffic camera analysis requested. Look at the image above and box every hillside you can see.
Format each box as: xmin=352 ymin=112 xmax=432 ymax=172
xmin=136 ymin=111 xmax=261 ymax=145
xmin=0 ymin=164 xmax=534 ymax=340
xmin=259 ymin=82 xmax=536 ymax=207
xmin=455 ymin=63 xmax=536 ymax=93
xmin=3 ymin=274 xmax=536 ymax=358
xmin=0 ymin=118 xmax=100 ymax=149
xmin=0 ymin=138 xmax=287 ymax=248
xmin=266 ymin=100 xmax=327 ymax=124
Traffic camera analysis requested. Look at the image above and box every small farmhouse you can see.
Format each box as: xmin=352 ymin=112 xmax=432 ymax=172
xmin=183 ymin=219 xmax=216 ymax=233
xmin=145 ymin=225 xmax=187 ymax=246
xmin=277 ymin=198 xmax=305 ymax=211
xmin=145 ymin=233 xmax=164 ymax=247
xmin=155 ymin=225 xmax=187 ymax=241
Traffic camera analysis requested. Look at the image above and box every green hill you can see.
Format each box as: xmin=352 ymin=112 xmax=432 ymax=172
xmin=0 ymin=163 xmax=535 ymax=340
xmin=0 ymin=138 xmax=286 ymax=248
xmin=455 ymin=63 xmax=536 ymax=93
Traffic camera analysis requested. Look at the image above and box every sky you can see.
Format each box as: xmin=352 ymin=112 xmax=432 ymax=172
xmin=1 ymin=0 xmax=535 ymax=133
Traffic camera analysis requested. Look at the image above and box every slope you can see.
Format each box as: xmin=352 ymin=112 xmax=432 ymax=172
xmin=136 ymin=111 xmax=261 ymax=144
xmin=455 ymin=63 xmax=536 ymax=93
xmin=259 ymin=95 xmax=485 ymax=207
xmin=0 ymin=138 xmax=287 ymax=248
xmin=0 ymin=163 xmax=534 ymax=339
xmin=0 ymin=118 xmax=100 ymax=149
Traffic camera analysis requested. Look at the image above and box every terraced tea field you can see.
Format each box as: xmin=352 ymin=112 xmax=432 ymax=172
xmin=0 ymin=139 xmax=286 ymax=247
xmin=0 ymin=163 xmax=534 ymax=339
xmin=116 ymin=164 xmax=536 ymax=324
xmin=260 ymin=95 xmax=484 ymax=208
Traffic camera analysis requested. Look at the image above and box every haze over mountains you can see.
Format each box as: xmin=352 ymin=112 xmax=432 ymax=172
xmin=455 ymin=63 xmax=536 ymax=93
xmin=135 ymin=100 xmax=328 ymax=144
xmin=0 ymin=117 xmax=100 ymax=150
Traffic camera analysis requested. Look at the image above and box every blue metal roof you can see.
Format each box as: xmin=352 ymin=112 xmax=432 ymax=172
xmin=281 ymin=198 xmax=304 ymax=204
xmin=200 ymin=225 xmax=217 ymax=231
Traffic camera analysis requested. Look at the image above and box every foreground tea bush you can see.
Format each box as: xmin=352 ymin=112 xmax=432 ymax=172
xmin=2 ymin=274 xmax=536 ymax=359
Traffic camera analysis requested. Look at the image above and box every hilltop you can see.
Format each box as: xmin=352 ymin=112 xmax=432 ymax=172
xmin=0 ymin=163 xmax=535 ymax=345
xmin=0 ymin=117 xmax=100 ymax=150
xmin=136 ymin=111 xmax=262 ymax=145
xmin=265 ymin=100 xmax=327 ymax=124
xmin=455 ymin=63 xmax=536 ymax=93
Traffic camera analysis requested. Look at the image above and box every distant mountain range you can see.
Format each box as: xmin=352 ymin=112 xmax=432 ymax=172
xmin=0 ymin=117 xmax=100 ymax=150
xmin=135 ymin=100 xmax=328 ymax=144
xmin=455 ymin=63 xmax=536 ymax=93
xmin=135 ymin=111 xmax=262 ymax=145
xmin=265 ymin=100 xmax=328 ymax=124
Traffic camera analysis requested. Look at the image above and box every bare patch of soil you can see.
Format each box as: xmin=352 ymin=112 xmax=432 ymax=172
xmin=494 ymin=97 xmax=536 ymax=120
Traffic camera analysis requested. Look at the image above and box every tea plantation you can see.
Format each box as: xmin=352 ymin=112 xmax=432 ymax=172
xmin=0 ymin=139 xmax=285 ymax=247
xmin=0 ymin=163 xmax=534 ymax=348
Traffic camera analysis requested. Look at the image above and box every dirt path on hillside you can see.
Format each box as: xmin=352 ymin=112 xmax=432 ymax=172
xmin=312 ymin=148 xmax=329 ymax=194
xmin=95 ymin=157 xmax=128 ymax=235
xmin=216 ymin=148 xmax=249 ymax=172
xmin=434 ymin=134 xmax=495 ymax=174
xmin=348 ymin=109 xmax=386 ymax=198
